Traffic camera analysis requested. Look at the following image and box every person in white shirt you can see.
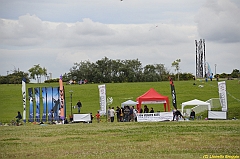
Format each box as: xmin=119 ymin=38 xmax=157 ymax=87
xmin=109 ymin=107 xmax=115 ymax=122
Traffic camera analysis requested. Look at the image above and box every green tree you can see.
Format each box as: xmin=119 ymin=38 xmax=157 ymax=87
xmin=231 ymin=69 xmax=240 ymax=78
xmin=219 ymin=73 xmax=227 ymax=78
xmin=0 ymin=70 xmax=29 ymax=84
xmin=171 ymin=59 xmax=181 ymax=81
xmin=28 ymin=64 xmax=47 ymax=83
xmin=122 ymin=59 xmax=142 ymax=82
xmin=143 ymin=64 xmax=157 ymax=82
xmin=154 ymin=64 xmax=169 ymax=81
xmin=179 ymin=73 xmax=194 ymax=81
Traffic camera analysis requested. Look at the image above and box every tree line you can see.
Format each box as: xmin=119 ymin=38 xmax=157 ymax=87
xmin=62 ymin=57 xmax=173 ymax=83
xmin=0 ymin=57 xmax=239 ymax=84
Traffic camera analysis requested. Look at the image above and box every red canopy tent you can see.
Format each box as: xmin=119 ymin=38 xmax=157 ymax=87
xmin=136 ymin=88 xmax=170 ymax=112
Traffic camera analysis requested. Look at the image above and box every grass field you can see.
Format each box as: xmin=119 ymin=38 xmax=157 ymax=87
xmin=0 ymin=79 xmax=239 ymax=122
xmin=0 ymin=80 xmax=240 ymax=159
xmin=0 ymin=120 xmax=240 ymax=159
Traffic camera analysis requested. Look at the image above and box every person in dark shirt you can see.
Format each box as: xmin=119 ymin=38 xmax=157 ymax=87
xmin=129 ymin=106 xmax=134 ymax=122
xmin=16 ymin=111 xmax=22 ymax=121
xmin=124 ymin=106 xmax=130 ymax=122
xmin=16 ymin=111 xmax=22 ymax=125
xmin=144 ymin=105 xmax=149 ymax=113
xmin=175 ymin=109 xmax=185 ymax=121
xmin=76 ymin=100 xmax=82 ymax=113
xmin=116 ymin=106 xmax=120 ymax=122
xmin=150 ymin=107 xmax=154 ymax=113
xmin=190 ymin=109 xmax=195 ymax=120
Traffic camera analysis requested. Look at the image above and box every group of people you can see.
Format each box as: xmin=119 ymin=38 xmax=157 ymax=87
xmin=104 ymin=105 xmax=155 ymax=123
xmin=106 ymin=105 xmax=138 ymax=122
xmin=15 ymin=98 xmax=196 ymax=124
xmin=139 ymin=105 xmax=155 ymax=113
xmin=67 ymin=79 xmax=88 ymax=85
xmin=14 ymin=109 xmax=196 ymax=125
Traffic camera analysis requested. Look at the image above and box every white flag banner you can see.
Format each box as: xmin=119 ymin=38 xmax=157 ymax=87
xmin=98 ymin=84 xmax=106 ymax=115
xmin=22 ymin=80 xmax=26 ymax=122
xmin=218 ymin=81 xmax=228 ymax=112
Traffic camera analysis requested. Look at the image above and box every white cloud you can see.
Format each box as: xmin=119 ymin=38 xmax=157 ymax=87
xmin=0 ymin=0 xmax=239 ymax=79
xmin=195 ymin=0 xmax=240 ymax=43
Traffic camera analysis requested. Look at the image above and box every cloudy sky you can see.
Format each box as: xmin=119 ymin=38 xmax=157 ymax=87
xmin=0 ymin=0 xmax=240 ymax=80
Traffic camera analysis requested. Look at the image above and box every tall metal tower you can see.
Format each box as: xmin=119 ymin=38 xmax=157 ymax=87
xmin=195 ymin=39 xmax=206 ymax=78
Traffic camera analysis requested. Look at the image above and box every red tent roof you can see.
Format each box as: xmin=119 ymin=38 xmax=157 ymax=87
xmin=137 ymin=88 xmax=168 ymax=100
xmin=136 ymin=88 xmax=170 ymax=112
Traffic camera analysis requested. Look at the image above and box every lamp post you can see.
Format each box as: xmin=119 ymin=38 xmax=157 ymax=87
xmin=7 ymin=71 xmax=9 ymax=85
xmin=69 ymin=90 xmax=73 ymax=116
xmin=215 ymin=64 xmax=217 ymax=75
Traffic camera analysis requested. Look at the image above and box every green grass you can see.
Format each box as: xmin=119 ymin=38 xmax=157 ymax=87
xmin=0 ymin=80 xmax=240 ymax=159
xmin=0 ymin=79 xmax=239 ymax=122
xmin=0 ymin=121 xmax=239 ymax=159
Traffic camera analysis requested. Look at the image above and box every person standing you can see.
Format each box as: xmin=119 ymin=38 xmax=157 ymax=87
xmin=76 ymin=100 xmax=82 ymax=113
xmin=120 ymin=107 xmax=124 ymax=122
xmin=107 ymin=107 xmax=111 ymax=122
xmin=109 ymin=107 xmax=115 ymax=122
xmin=95 ymin=111 xmax=101 ymax=123
xmin=129 ymin=106 xmax=134 ymax=122
xmin=190 ymin=109 xmax=196 ymax=120
xmin=90 ymin=113 xmax=94 ymax=123
xmin=124 ymin=106 xmax=130 ymax=122
xmin=133 ymin=106 xmax=138 ymax=122
xmin=216 ymin=75 xmax=219 ymax=81
xmin=116 ymin=106 xmax=120 ymax=122
xmin=210 ymin=73 xmax=213 ymax=81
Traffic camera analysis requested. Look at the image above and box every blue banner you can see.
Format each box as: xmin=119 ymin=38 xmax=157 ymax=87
xmin=52 ymin=87 xmax=60 ymax=121
xmin=34 ymin=87 xmax=40 ymax=122
xmin=41 ymin=87 xmax=47 ymax=122
xmin=47 ymin=87 xmax=53 ymax=121
xmin=28 ymin=88 xmax=34 ymax=122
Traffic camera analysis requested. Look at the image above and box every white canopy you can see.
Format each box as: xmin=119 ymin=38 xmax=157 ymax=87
xmin=121 ymin=100 xmax=138 ymax=108
xmin=181 ymin=99 xmax=211 ymax=113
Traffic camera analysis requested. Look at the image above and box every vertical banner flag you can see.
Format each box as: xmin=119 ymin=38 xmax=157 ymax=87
xmin=59 ymin=75 xmax=65 ymax=120
xmin=22 ymin=79 xmax=26 ymax=123
xmin=47 ymin=87 xmax=53 ymax=121
xmin=53 ymin=87 xmax=60 ymax=121
xmin=41 ymin=87 xmax=47 ymax=122
xmin=63 ymin=86 xmax=66 ymax=119
xmin=28 ymin=87 xmax=34 ymax=122
xmin=169 ymin=77 xmax=177 ymax=109
xmin=34 ymin=87 xmax=40 ymax=122
xmin=98 ymin=84 xmax=107 ymax=115
xmin=218 ymin=81 xmax=228 ymax=111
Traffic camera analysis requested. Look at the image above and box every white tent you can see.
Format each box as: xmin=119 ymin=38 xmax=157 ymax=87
xmin=181 ymin=99 xmax=211 ymax=114
xmin=121 ymin=100 xmax=138 ymax=108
